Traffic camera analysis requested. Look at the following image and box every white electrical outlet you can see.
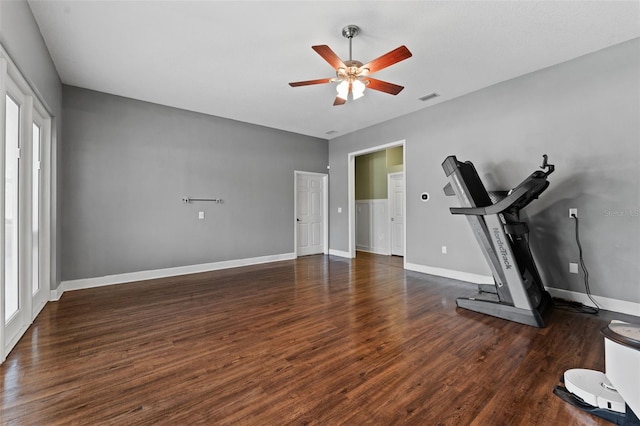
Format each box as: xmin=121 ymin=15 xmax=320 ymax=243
xmin=569 ymin=208 xmax=577 ymax=218
xmin=569 ymin=262 xmax=579 ymax=274
xmin=198 ymin=211 xmax=205 ymax=220
xmin=441 ymin=246 xmax=447 ymax=254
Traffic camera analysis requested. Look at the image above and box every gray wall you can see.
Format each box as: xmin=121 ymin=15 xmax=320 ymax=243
xmin=62 ymin=86 xmax=328 ymax=281
xmin=0 ymin=0 xmax=63 ymax=287
xmin=329 ymin=39 xmax=640 ymax=304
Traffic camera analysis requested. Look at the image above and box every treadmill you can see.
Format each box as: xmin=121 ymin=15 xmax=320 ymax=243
xmin=441 ymin=155 xmax=554 ymax=327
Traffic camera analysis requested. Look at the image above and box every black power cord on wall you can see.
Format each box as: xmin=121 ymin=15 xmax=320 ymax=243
xmin=554 ymin=213 xmax=600 ymax=315
xmin=571 ymin=213 xmax=600 ymax=313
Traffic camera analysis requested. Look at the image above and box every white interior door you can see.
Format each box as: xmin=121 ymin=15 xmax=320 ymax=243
xmin=388 ymin=172 xmax=405 ymax=256
xmin=296 ymin=172 xmax=326 ymax=256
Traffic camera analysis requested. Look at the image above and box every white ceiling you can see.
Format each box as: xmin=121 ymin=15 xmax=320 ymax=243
xmin=27 ymin=1 xmax=640 ymax=140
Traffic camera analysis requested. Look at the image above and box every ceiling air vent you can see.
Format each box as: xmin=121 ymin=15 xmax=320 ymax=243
xmin=419 ymin=92 xmax=440 ymax=102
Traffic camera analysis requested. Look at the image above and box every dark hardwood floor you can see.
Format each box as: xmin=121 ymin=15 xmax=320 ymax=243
xmin=1 ymin=253 xmax=635 ymax=425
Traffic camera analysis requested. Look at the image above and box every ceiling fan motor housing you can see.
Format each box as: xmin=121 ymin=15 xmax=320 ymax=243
xmin=336 ymin=60 xmax=369 ymax=85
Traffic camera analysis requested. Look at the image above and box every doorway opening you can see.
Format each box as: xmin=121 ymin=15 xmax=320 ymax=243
xmin=348 ymin=140 xmax=406 ymax=266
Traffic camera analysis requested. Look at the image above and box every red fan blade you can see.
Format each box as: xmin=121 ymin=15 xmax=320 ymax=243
xmin=289 ymin=78 xmax=333 ymax=87
xmin=333 ymin=96 xmax=347 ymax=106
xmin=312 ymin=45 xmax=347 ymax=70
xmin=365 ymin=78 xmax=404 ymax=95
xmin=361 ymin=45 xmax=412 ymax=74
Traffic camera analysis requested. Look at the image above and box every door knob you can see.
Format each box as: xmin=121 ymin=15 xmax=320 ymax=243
xmin=297 ymin=218 xmax=300 ymax=221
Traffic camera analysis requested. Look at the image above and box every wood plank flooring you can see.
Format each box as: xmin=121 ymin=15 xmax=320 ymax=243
xmin=1 ymin=253 xmax=636 ymax=425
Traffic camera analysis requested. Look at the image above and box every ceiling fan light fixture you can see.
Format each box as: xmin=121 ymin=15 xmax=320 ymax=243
xmin=336 ymin=80 xmax=350 ymax=100
xmin=352 ymin=79 xmax=366 ymax=100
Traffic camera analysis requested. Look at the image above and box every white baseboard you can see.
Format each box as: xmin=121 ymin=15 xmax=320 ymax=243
xmin=329 ymin=249 xmax=351 ymax=258
xmin=54 ymin=252 xmax=296 ymax=298
xmin=49 ymin=287 xmax=63 ymax=301
xmin=546 ymin=287 xmax=640 ymax=318
xmin=51 ymin=254 xmax=640 ymax=318
xmin=356 ymin=247 xmax=391 ymax=256
xmin=405 ymin=262 xmax=495 ymax=285
xmin=405 ymin=262 xmax=639 ymax=317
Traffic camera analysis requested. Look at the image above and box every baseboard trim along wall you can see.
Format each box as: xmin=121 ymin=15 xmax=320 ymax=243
xmin=329 ymin=249 xmax=351 ymax=258
xmin=51 ymin=252 xmax=297 ymax=301
xmin=405 ymin=262 xmax=639 ymax=318
xmin=51 ymin=254 xmax=639 ymax=318
xmin=356 ymin=247 xmax=390 ymax=256
xmin=545 ymin=287 xmax=640 ymax=318
xmin=405 ymin=262 xmax=496 ymax=285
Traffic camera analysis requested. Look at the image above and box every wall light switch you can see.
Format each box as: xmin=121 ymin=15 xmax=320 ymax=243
xmin=198 ymin=211 xmax=205 ymax=220
xmin=569 ymin=262 xmax=579 ymax=274
xmin=441 ymin=246 xmax=447 ymax=254
xmin=338 ymin=207 xmax=342 ymax=213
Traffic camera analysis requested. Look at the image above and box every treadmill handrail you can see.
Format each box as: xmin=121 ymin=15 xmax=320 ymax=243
xmin=450 ymin=184 xmax=533 ymax=216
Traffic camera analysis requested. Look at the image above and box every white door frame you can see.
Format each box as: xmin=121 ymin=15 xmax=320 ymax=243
xmin=294 ymin=171 xmax=329 ymax=257
xmin=387 ymin=171 xmax=405 ymax=257
xmin=347 ymin=140 xmax=406 ymax=265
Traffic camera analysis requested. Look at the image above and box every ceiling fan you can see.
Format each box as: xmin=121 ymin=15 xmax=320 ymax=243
xmin=289 ymin=25 xmax=412 ymax=106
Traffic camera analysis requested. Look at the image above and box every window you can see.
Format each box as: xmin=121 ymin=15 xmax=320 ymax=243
xmin=1 ymin=47 xmax=53 ymax=362
xmin=4 ymin=94 xmax=20 ymax=321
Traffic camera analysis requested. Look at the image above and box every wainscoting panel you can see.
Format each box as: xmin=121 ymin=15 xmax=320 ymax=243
xmin=356 ymin=199 xmax=390 ymax=255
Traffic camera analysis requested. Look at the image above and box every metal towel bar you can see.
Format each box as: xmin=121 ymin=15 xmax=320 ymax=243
xmin=182 ymin=197 xmax=223 ymax=204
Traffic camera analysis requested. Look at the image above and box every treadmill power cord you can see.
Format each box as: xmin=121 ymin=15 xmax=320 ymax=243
xmin=519 ymin=227 xmax=596 ymax=315
xmin=557 ymin=214 xmax=600 ymax=315
xmin=519 ymin=213 xmax=598 ymax=315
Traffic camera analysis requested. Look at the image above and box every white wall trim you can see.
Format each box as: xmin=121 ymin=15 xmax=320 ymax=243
xmin=356 ymin=247 xmax=390 ymax=256
xmin=405 ymin=262 xmax=640 ymax=317
xmin=49 ymin=254 xmax=640 ymax=317
xmin=356 ymin=199 xmax=390 ymax=255
xmin=406 ymin=262 xmax=495 ymax=285
xmin=329 ymin=249 xmax=351 ymax=258
xmin=49 ymin=287 xmax=63 ymax=302
xmin=546 ymin=287 xmax=640 ymax=318
xmin=52 ymin=253 xmax=296 ymax=299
